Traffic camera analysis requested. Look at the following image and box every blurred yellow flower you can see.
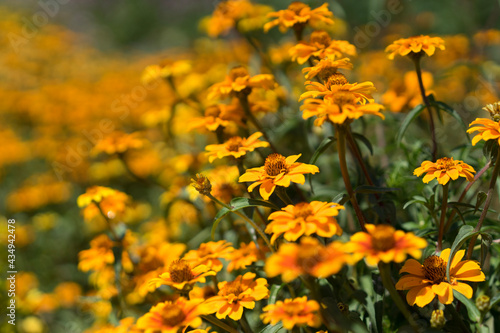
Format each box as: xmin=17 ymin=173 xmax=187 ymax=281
xmin=345 ymin=224 xmax=427 ymax=266
xmin=208 ymin=66 xmax=275 ymax=100
xmin=91 ymin=131 xmax=146 ymax=157
xmin=227 ymin=241 xmax=267 ymax=272
xmin=183 ymin=240 xmax=234 ymax=272
xmin=264 ymin=2 xmax=334 ymax=34
xmin=289 ymin=30 xmax=356 ymax=64
xmin=205 ymin=132 xmax=269 ymax=162
xmin=261 ymin=296 xmax=321 ymax=330
xmin=413 ymin=157 xmax=476 ymax=185
xmin=385 ymin=35 xmax=445 ymax=59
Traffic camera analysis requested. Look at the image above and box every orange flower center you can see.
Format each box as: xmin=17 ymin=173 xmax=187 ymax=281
xmin=223 ymin=280 xmax=244 ymax=297
xmin=161 ymin=304 xmax=186 ymax=327
xmin=226 ymin=137 xmax=243 ymax=152
xmin=310 ymin=30 xmax=331 ymax=46
xmin=370 ymin=225 xmax=396 ymax=252
xmin=168 ymin=259 xmax=194 ymax=283
xmin=205 ymin=105 xmax=221 ymax=118
xmin=325 ymin=72 xmax=348 ymax=89
xmin=293 ymin=202 xmax=312 ymax=219
xmin=331 ymin=91 xmax=356 ymax=107
xmin=423 ymin=255 xmax=447 ymax=284
xmin=265 ymin=153 xmax=289 ymax=176
xmin=229 ymin=66 xmax=249 ymax=81
xmin=436 ymin=157 xmax=455 ymax=169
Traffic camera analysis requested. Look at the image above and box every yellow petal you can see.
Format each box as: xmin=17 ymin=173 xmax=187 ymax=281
xmin=451 ymin=282 xmax=473 ymax=299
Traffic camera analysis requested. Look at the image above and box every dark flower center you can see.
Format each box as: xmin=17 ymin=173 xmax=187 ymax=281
xmin=161 ymin=304 xmax=186 ymax=327
xmin=265 ymin=153 xmax=288 ymax=176
xmin=169 ymin=259 xmax=194 ymax=283
xmin=293 ymin=202 xmax=312 ymax=219
xmin=370 ymin=225 xmax=396 ymax=252
xmin=423 ymin=255 xmax=447 ymax=284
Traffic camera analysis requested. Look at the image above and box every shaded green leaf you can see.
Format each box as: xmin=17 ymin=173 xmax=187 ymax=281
xmin=308 ymin=136 xmax=336 ymax=194
xmin=453 ymin=290 xmax=481 ymax=322
xmin=475 ymin=192 xmax=487 ymax=214
xmin=396 ymin=104 xmax=426 ymax=145
xmin=433 ymin=100 xmax=467 ymax=131
xmin=268 ymin=284 xmax=284 ymax=305
xmin=259 ymin=323 xmax=285 ymax=333
xmin=352 ymin=132 xmax=374 ymax=155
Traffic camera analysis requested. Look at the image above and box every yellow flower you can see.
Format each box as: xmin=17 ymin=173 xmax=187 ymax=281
xmin=77 ymin=186 xmax=131 ymax=222
xmin=205 ymin=132 xmax=269 ymax=162
xmin=264 ymin=2 xmax=334 ymax=33
xmin=266 ymin=201 xmax=343 ymax=244
xmin=226 ymin=241 xmax=267 ymax=272
xmin=345 ymin=224 xmax=427 ymax=266
xmin=141 ymin=60 xmax=192 ymax=85
xmin=149 ymin=259 xmax=216 ymax=292
xmin=413 ymin=157 xmax=476 ymax=185
xmin=381 ymin=71 xmax=434 ymax=113
xmin=78 ymin=234 xmax=115 ymax=272
xmin=299 ymin=79 xmax=376 ymax=104
xmin=467 ymin=118 xmax=500 ymax=145
xmin=265 ymin=237 xmax=351 ymax=282
xmin=300 ymin=92 xmax=384 ymax=126
xmin=289 ymin=30 xmax=356 ymax=65
xmin=300 ymin=56 xmax=353 ymax=80
xmin=136 ymin=298 xmax=204 ymax=333
xmin=208 ymin=66 xmax=275 ymax=100
xmin=396 ymin=249 xmax=485 ymax=307
xmin=189 ymin=103 xmax=245 ymax=132
xmin=385 ymin=35 xmax=445 ymax=60
xmin=203 ymin=272 xmax=269 ymax=320
xmin=91 ymin=131 xmax=146 ymax=156
xmin=183 ymin=240 xmax=234 ymax=272
xmin=261 ymin=296 xmax=321 ymax=330
xmin=238 ymin=153 xmax=319 ymax=200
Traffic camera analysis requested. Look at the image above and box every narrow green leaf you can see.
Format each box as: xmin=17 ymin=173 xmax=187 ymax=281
xmin=433 ymin=101 xmax=467 ymax=131
xmin=308 ymin=136 xmax=336 ymax=193
xmin=446 ymin=225 xmax=477 ymax=282
xmin=396 ymin=104 xmax=426 ymax=145
xmin=210 ymin=207 xmax=230 ymax=240
xmin=448 ymin=205 xmax=467 ymax=224
xmin=259 ymin=323 xmax=284 ymax=333
xmin=351 ymin=132 xmax=374 ymax=155
xmin=229 ymin=197 xmax=279 ymax=211
xmin=354 ymin=185 xmax=400 ymax=194
xmin=447 ymin=201 xmax=476 ymax=209
xmin=452 ymin=290 xmax=481 ymax=322
xmin=268 ymin=284 xmax=284 ymax=305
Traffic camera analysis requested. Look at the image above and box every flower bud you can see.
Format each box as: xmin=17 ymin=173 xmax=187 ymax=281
xmin=430 ymin=309 xmax=445 ymax=329
xmin=476 ymin=295 xmax=490 ymax=312
xmin=483 ymin=102 xmax=500 ymax=122
xmin=191 ymin=174 xmax=212 ymax=196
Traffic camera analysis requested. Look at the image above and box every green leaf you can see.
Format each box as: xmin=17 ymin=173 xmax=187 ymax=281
xmin=210 ymin=207 xmax=230 ymax=240
xmin=475 ymin=192 xmax=487 ymax=214
xmin=229 ymin=197 xmax=279 ymax=211
xmin=268 ymin=284 xmax=284 ymax=305
xmin=308 ymin=136 xmax=336 ymax=193
xmin=354 ymin=185 xmax=400 ymax=194
xmin=447 ymin=202 xmax=476 ymax=209
xmin=490 ymin=294 xmax=500 ymax=308
xmin=259 ymin=323 xmax=285 ymax=333
xmin=452 ymin=290 xmax=481 ymax=322
xmin=448 ymin=205 xmax=467 ymax=224
xmin=351 ymin=132 xmax=374 ymax=155
xmin=403 ymin=198 xmax=426 ymax=209
xmin=446 ymin=225 xmax=477 ymax=282
xmin=396 ymin=103 xmax=426 ymax=145
xmin=433 ymin=101 xmax=468 ymax=131
xmin=332 ymin=193 xmax=349 ymax=205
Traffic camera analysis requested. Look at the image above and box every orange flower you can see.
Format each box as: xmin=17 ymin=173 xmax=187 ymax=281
xmin=467 ymin=118 xmax=500 ymax=145
xmin=265 ymin=237 xmax=351 ymax=282
xmin=205 ymin=132 xmax=269 ymax=162
xmin=289 ymin=31 xmax=356 ymax=64
xmin=261 ymin=296 xmax=321 ymax=330
xmin=413 ymin=157 xmax=476 ymax=185
xmin=299 ymin=79 xmax=376 ymax=104
xmin=149 ymin=259 xmax=216 ymax=292
xmin=208 ymin=66 xmax=275 ymax=100
xmin=385 ymin=35 xmax=445 ymax=60
xmin=77 ymin=186 xmax=131 ymax=222
xmin=300 ymin=92 xmax=384 ymax=126
xmin=381 ymin=71 xmax=434 ymax=113
xmin=203 ymin=272 xmax=269 ymax=320
xmin=136 ymin=297 xmax=204 ymax=333
xmin=189 ymin=103 xmax=245 ymax=132
xmin=264 ymin=2 xmax=334 ymax=33
xmin=91 ymin=131 xmax=146 ymax=156
xmin=396 ymin=248 xmax=485 ymax=307
xmin=300 ymin=57 xmax=353 ymax=81
xmin=265 ymin=201 xmax=343 ymax=244
xmin=345 ymin=224 xmax=427 ymax=266
xmin=183 ymin=240 xmax=234 ymax=272
xmin=238 ymin=153 xmax=319 ymax=200
xmin=78 ymin=234 xmax=115 ymax=272
xmin=226 ymin=241 xmax=267 ymax=272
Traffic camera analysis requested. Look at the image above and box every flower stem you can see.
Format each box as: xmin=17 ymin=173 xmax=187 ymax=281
xmin=378 ymin=262 xmax=419 ymax=332
xmin=237 ymin=95 xmax=278 ymax=153
xmin=336 ymin=125 xmax=367 ymax=231
xmin=240 ymin=314 xmax=253 ymax=333
xmin=207 ymin=193 xmax=274 ymax=253
xmin=345 ymin=128 xmax=375 ymax=186
xmin=466 ymin=149 xmax=500 ymax=259
xmin=437 ymin=183 xmax=449 ymax=252
xmin=413 ymin=56 xmax=438 ymax=161
xmin=201 ymin=315 xmax=238 ymax=333
xmin=443 ymin=161 xmax=490 ymax=233
xmin=276 ymin=186 xmax=294 ymax=206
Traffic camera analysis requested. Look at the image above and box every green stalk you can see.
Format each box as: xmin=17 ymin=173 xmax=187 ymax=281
xmin=466 ymin=148 xmax=500 ymax=259
xmin=437 ymin=183 xmax=449 ymax=252
xmin=378 ymin=263 xmax=419 ymax=332
xmin=201 ymin=315 xmax=239 ymax=333
xmin=336 ymin=125 xmax=367 ymax=231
